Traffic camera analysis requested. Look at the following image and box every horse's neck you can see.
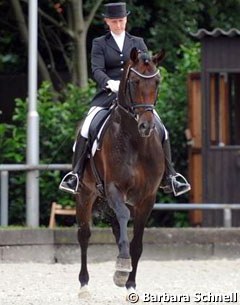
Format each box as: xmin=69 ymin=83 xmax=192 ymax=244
xmin=111 ymin=107 xmax=144 ymax=142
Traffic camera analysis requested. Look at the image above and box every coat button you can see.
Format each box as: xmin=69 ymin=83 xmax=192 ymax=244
xmin=120 ymin=68 xmax=124 ymax=71
xmin=120 ymin=54 xmax=123 ymax=57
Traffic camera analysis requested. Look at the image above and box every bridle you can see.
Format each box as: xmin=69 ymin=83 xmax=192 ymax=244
xmin=130 ymin=67 xmax=160 ymax=79
xmin=118 ymin=64 xmax=160 ymax=118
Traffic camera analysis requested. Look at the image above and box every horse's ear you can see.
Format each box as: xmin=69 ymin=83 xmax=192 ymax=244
xmin=130 ymin=47 xmax=139 ymax=63
xmin=152 ymin=49 xmax=166 ymax=66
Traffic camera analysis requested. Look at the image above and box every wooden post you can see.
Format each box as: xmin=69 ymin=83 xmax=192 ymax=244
xmin=187 ymin=72 xmax=203 ymax=226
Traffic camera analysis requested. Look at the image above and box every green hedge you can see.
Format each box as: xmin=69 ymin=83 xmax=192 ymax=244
xmin=0 ymin=82 xmax=93 ymax=225
xmin=0 ymin=43 xmax=200 ymax=227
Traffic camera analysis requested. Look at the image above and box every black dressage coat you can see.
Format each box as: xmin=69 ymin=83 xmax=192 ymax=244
xmin=90 ymin=31 xmax=148 ymax=107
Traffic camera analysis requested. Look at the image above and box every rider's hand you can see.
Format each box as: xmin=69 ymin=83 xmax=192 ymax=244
xmin=106 ymin=80 xmax=120 ymax=93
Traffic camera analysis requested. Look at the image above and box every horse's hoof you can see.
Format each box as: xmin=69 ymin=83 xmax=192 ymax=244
xmin=78 ymin=285 xmax=91 ymax=299
xmin=113 ymin=270 xmax=129 ymax=287
xmin=116 ymin=257 xmax=132 ymax=272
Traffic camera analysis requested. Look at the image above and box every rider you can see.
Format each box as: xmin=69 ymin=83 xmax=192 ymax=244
xmin=59 ymin=2 xmax=191 ymax=197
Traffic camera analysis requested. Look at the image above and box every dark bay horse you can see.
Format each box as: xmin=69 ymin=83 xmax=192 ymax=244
xmin=76 ymin=47 xmax=165 ymax=296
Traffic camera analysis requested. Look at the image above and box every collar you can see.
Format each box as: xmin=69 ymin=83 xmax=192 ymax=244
xmin=111 ymin=31 xmax=125 ymax=40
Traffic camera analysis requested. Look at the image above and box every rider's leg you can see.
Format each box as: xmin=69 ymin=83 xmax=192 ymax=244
xmin=154 ymin=111 xmax=191 ymax=196
xmin=59 ymin=106 xmax=104 ymax=194
xmin=161 ymin=137 xmax=191 ymax=196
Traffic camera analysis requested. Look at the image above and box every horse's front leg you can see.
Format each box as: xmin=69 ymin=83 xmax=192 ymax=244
xmin=106 ymin=183 xmax=131 ymax=286
xmin=126 ymin=196 xmax=155 ymax=291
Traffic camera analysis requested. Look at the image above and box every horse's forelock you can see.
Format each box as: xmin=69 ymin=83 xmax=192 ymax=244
xmin=137 ymin=52 xmax=157 ymax=74
xmin=139 ymin=52 xmax=151 ymax=65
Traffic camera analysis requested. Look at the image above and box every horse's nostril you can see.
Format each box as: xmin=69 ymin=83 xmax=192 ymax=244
xmin=139 ymin=122 xmax=148 ymax=131
xmin=138 ymin=120 xmax=155 ymax=137
xmin=138 ymin=122 xmax=151 ymax=137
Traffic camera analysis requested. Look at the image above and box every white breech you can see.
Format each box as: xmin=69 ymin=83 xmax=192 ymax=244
xmin=80 ymin=106 xmax=105 ymax=138
xmin=72 ymin=106 xmax=104 ymax=152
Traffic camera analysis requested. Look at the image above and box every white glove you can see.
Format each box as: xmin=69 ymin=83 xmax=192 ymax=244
xmin=106 ymin=80 xmax=120 ymax=93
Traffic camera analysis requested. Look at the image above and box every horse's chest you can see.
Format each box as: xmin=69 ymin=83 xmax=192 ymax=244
xmin=114 ymin=134 xmax=159 ymax=161
xmin=104 ymin=127 xmax=163 ymax=185
xmin=121 ymin=150 xmax=163 ymax=188
xmin=132 ymin=159 xmax=161 ymax=183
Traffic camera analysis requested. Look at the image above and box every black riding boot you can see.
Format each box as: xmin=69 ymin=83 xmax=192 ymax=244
xmin=160 ymin=138 xmax=191 ymax=196
xmin=59 ymin=135 xmax=88 ymax=194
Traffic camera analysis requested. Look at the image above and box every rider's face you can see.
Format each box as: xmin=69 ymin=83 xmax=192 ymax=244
xmin=105 ymin=17 xmax=127 ymax=35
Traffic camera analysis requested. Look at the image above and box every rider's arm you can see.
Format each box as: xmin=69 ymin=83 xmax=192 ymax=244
xmin=91 ymin=38 xmax=110 ymax=89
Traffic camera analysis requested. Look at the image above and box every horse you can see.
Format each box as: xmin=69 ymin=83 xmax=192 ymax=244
xmin=76 ymin=47 xmax=166 ymax=297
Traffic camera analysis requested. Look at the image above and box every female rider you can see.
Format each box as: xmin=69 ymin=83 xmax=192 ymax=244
xmin=59 ymin=2 xmax=191 ymax=197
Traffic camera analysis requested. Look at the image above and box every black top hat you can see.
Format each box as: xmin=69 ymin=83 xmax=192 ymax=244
xmin=102 ymin=2 xmax=130 ymax=19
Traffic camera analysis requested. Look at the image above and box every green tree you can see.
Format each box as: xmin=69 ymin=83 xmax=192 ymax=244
xmin=9 ymin=0 xmax=104 ymax=87
xmin=1 ymin=0 xmax=149 ymax=88
xmin=136 ymin=0 xmax=240 ymax=70
xmin=3 ymin=0 xmax=240 ymax=87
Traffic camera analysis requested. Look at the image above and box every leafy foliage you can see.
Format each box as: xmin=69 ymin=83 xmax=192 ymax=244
xmin=138 ymin=0 xmax=240 ymax=71
xmin=0 ymin=81 xmax=93 ymax=225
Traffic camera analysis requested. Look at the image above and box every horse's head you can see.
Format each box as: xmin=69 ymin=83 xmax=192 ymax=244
xmin=119 ymin=47 xmax=165 ymax=137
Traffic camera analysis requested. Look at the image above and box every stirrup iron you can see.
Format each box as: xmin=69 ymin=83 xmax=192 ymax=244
xmin=59 ymin=172 xmax=80 ymax=194
xmin=171 ymin=173 xmax=191 ymax=197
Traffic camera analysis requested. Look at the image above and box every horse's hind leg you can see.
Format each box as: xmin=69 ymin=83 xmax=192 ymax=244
xmin=76 ymin=191 xmax=96 ymax=296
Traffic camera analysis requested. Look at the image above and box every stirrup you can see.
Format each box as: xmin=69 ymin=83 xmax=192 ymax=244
xmin=59 ymin=172 xmax=80 ymax=194
xmin=171 ymin=173 xmax=191 ymax=197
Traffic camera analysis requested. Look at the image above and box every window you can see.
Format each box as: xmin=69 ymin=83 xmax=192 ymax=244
xmin=209 ymin=72 xmax=240 ymax=146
